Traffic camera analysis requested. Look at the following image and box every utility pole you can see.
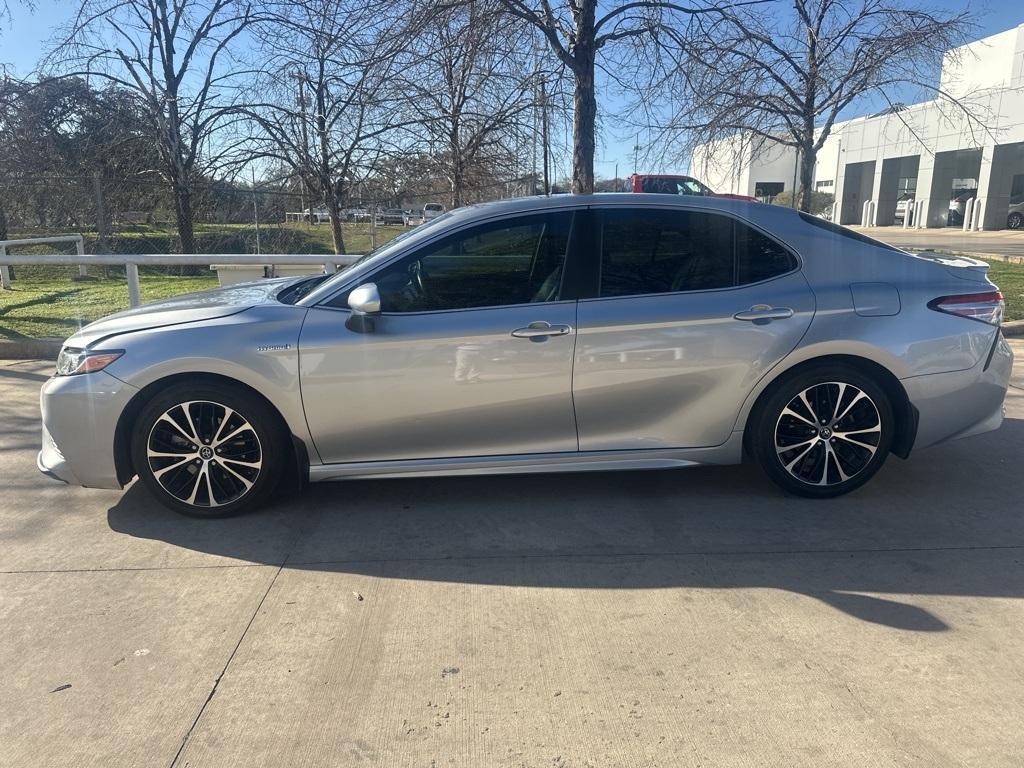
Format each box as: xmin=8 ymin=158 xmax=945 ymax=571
xmin=292 ymin=69 xmax=311 ymax=221
xmin=540 ymin=77 xmax=550 ymax=196
xmin=791 ymin=147 xmax=800 ymax=209
xmin=633 ymin=132 xmax=641 ymax=174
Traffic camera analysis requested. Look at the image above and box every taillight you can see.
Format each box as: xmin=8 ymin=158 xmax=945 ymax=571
xmin=929 ymin=291 xmax=1004 ymax=325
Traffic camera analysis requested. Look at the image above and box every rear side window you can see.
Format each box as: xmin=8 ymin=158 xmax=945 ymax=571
xmin=599 ymin=209 xmax=796 ymax=298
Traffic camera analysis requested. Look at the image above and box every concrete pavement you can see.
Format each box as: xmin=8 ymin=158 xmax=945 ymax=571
xmin=2 ymin=348 xmax=1024 ymax=767
xmin=851 ymin=225 xmax=1024 ymax=259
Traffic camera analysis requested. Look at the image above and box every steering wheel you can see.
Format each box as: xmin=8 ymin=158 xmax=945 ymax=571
xmin=408 ymin=259 xmax=429 ymax=296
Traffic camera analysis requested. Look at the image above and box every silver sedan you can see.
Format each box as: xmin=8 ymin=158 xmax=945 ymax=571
xmin=38 ymin=195 xmax=1013 ymax=516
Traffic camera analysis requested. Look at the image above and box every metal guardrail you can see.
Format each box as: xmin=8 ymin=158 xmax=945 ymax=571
xmin=1 ymin=235 xmax=88 ymax=291
xmin=0 ymin=247 xmax=359 ymax=307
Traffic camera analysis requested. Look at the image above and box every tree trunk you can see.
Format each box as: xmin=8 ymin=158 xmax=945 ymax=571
xmin=571 ymin=1 xmax=597 ymax=195
xmin=174 ymin=183 xmax=196 ymax=254
xmin=325 ymin=192 xmax=346 ymax=255
xmin=93 ymin=171 xmax=110 ymax=253
xmin=798 ymin=142 xmax=816 ymax=213
xmin=0 ymin=202 xmax=7 ymax=242
xmin=451 ymin=157 xmax=465 ymax=208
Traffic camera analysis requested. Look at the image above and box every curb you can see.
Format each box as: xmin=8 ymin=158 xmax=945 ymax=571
xmin=0 ymin=338 xmax=63 ymax=360
xmin=1003 ymin=320 xmax=1024 ymax=337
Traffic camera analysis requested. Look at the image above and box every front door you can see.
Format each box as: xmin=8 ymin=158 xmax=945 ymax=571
xmin=299 ymin=211 xmax=580 ymax=464
xmin=573 ymin=206 xmax=815 ymax=450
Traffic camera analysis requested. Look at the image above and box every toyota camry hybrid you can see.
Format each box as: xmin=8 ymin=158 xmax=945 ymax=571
xmin=38 ymin=194 xmax=1013 ymax=516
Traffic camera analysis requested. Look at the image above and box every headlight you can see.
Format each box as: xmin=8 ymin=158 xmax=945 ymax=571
xmin=55 ymin=347 xmax=124 ymax=376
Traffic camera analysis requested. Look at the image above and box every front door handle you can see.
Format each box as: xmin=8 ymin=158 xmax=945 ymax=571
xmin=511 ymin=321 xmax=573 ymax=339
xmin=733 ymin=305 xmax=795 ymax=322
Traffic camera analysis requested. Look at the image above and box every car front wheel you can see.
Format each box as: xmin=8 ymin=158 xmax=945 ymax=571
xmin=751 ymin=364 xmax=894 ymax=498
xmin=131 ymin=382 xmax=286 ymax=517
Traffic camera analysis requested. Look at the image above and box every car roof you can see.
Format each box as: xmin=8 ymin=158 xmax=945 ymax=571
xmin=447 ymin=192 xmax=794 ymax=222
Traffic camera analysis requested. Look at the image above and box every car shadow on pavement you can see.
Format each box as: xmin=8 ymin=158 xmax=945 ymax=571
xmin=107 ymin=416 xmax=1024 ymax=634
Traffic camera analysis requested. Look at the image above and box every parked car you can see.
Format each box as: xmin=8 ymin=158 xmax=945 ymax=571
xmin=39 ymin=194 xmax=1012 ymax=516
xmin=893 ymin=193 xmax=915 ymax=224
xmin=625 ymin=173 xmax=759 ymax=202
xmin=423 ymin=202 xmax=446 ymax=221
xmin=379 ymin=208 xmax=406 ymax=225
xmin=1007 ymin=195 xmax=1024 ymax=229
xmin=948 ymin=188 xmax=978 ymax=226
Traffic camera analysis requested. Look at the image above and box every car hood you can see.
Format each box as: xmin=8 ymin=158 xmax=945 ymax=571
xmin=67 ymin=278 xmax=298 ymax=349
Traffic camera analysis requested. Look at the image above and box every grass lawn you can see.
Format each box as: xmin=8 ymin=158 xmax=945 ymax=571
xmin=3 ymin=253 xmax=1023 ymax=342
xmin=0 ymin=221 xmax=409 ymax=340
xmin=987 ymin=260 xmax=1024 ymax=321
xmin=0 ymin=274 xmax=219 ymax=340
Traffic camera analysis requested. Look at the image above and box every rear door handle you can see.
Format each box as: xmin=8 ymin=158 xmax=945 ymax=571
xmin=733 ymin=305 xmax=795 ymax=322
xmin=511 ymin=321 xmax=573 ymax=339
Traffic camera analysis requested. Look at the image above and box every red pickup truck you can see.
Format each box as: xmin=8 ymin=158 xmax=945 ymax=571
xmin=625 ymin=174 xmax=759 ymax=202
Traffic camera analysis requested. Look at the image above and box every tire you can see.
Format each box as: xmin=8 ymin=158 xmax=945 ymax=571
xmin=1008 ymin=212 xmax=1023 ymax=230
xmin=131 ymin=381 xmax=288 ymax=517
xmin=749 ymin=364 xmax=894 ymax=498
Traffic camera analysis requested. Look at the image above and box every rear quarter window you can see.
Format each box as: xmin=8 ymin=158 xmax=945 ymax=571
xmin=798 ymin=212 xmax=904 ymax=253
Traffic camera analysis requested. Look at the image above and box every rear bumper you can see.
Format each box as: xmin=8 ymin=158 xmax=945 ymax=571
xmin=38 ymin=370 xmax=138 ymax=490
xmin=902 ymin=331 xmax=1014 ymax=450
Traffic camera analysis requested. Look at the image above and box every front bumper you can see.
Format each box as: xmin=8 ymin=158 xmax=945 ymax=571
xmin=903 ymin=331 xmax=1014 ymax=450
xmin=38 ymin=370 xmax=139 ymax=489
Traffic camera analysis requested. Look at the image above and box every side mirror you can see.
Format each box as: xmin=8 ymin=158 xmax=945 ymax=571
xmin=348 ymin=282 xmax=381 ymax=314
xmin=346 ymin=282 xmax=381 ymax=333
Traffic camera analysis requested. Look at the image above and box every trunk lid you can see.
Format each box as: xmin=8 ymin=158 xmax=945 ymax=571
xmin=908 ymin=250 xmax=993 ymax=284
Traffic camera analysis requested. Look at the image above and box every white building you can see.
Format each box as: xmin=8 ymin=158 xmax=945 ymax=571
xmin=691 ymin=23 xmax=1024 ymax=229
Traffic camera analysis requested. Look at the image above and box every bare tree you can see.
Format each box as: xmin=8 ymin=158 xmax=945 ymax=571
xmin=491 ymin=0 xmax=738 ymax=195
xmin=404 ymin=3 xmax=544 ymax=207
xmin=663 ymin=0 xmax=975 ymax=212
xmin=245 ymin=0 xmax=413 ymax=253
xmin=44 ymin=0 xmax=259 ymax=252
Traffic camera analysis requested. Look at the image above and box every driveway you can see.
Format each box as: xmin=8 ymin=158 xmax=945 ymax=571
xmin=2 ymin=346 xmax=1024 ymax=767
xmin=852 ymin=225 xmax=1024 ymax=259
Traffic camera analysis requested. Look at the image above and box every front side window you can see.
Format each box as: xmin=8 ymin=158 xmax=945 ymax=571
xmin=599 ymin=209 xmax=796 ymax=298
xmin=364 ymin=212 xmax=573 ymax=313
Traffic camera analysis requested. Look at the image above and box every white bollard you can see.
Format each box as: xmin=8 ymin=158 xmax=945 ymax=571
xmin=0 ymin=246 xmax=9 ymax=289
xmin=862 ymin=200 xmax=871 ymax=227
xmin=962 ymin=198 xmax=974 ymax=232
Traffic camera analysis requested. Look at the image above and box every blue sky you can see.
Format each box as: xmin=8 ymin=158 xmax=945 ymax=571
xmin=2 ymin=1 xmax=1021 ymax=180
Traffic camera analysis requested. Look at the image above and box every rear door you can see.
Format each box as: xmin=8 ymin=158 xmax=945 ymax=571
xmin=573 ymin=206 xmax=815 ymax=450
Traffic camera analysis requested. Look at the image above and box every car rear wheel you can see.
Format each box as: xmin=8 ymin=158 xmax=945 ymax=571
xmin=1008 ymin=212 xmax=1023 ymax=229
xmin=750 ymin=364 xmax=894 ymax=498
xmin=131 ymin=382 xmax=286 ymax=517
